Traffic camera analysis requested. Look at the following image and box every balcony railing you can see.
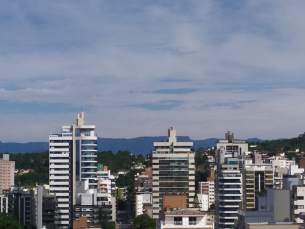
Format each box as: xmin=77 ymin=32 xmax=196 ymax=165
xmin=174 ymin=221 xmax=182 ymax=225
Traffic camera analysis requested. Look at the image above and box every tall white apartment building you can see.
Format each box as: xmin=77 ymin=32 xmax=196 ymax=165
xmin=152 ymin=127 xmax=195 ymax=219
xmin=49 ymin=112 xmax=97 ymax=229
xmin=215 ymin=132 xmax=247 ymax=229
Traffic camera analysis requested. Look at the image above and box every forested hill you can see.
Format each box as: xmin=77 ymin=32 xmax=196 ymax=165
xmin=249 ymin=133 xmax=305 ymax=153
xmin=0 ymin=136 xmax=265 ymax=155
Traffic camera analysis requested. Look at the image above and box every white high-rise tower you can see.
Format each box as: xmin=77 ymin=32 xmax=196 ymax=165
xmin=49 ymin=113 xmax=97 ymax=229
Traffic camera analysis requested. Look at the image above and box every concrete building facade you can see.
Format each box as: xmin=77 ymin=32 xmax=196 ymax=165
xmin=152 ymin=127 xmax=195 ymax=219
xmin=49 ymin=112 xmax=98 ymax=228
xmin=215 ymin=132 xmax=248 ymax=229
xmin=198 ymin=178 xmax=215 ymax=209
xmin=0 ymin=154 xmax=15 ymax=192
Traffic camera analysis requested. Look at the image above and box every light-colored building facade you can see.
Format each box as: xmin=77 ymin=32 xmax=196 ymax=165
xmin=49 ymin=112 xmax=97 ymax=229
xmin=157 ymin=208 xmax=214 ymax=229
xmin=0 ymin=154 xmax=15 ymax=192
xmin=243 ymin=154 xmax=274 ymax=210
xmin=292 ymin=186 xmax=305 ymax=224
xmin=135 ymin=193 xmax=152 ymax=217
xmin=0 ymin=194 xmax=8 ymax=213
xmin=198 ymin=178 xmax=215 ymax=209
xmin=270 ymin=156 xmax=295 ymax=189
xmin=215 ymin=132 xmax=247 ymax=229
xmin=152 ymin=127 xmax=195 ymax=219
xmin=237 ymin=189 xmax=292 ymax=229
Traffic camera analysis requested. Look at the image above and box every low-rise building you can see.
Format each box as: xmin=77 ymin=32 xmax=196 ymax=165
xmin=157 ymin=195 xmax=214 ymax=229
xmin=135 ymin=193 xmax=152 ymax=217
xmin=157 ymin=208 xmax=213 ymax=229
xmin=237 ymin=189 xmax=292 ymax=229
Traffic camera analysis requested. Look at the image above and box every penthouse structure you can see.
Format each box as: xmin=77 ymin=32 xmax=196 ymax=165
xmin=152 ymin=127 xmax=195 ymax=219
xmin=49 ymin=112 xmax=97 ymax=229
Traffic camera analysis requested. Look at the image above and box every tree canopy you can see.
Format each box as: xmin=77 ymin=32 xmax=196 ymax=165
xmin=133 ymin=214 xmax=156 ymax=229
xmin=0 ymin=213 xmax=23 ymax=229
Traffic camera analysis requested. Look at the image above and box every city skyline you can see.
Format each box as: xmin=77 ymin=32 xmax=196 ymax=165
xmin=1 ymin=1 xmax=305 ymax=143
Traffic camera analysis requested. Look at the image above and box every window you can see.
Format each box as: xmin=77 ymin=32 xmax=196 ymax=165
xmin=297 ymin=196 xmax=304 ymax=200
xmin=174 ymin=217 xmax=182 ymax=225
xmin=189 ymin=217 xmax=196 ymax=225
xmin=295 ymin=205 xmax=304 ymax=209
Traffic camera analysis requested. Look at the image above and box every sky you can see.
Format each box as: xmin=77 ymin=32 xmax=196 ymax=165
xmin=1 ymin=0 xmax=305 ymax=143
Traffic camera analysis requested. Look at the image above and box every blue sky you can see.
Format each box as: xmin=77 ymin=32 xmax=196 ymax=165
xmin=1 ymin=0 xmax=305 ymax=142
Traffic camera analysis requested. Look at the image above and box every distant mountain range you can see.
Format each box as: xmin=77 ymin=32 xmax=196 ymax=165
xmin=0 ymin=137 xmax=266 ymax=155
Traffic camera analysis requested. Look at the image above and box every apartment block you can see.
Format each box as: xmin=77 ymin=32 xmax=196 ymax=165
xmin=198 ymin=177 xmax=215 ymax=209
xmin=243 ymin=153 xmax=274 ymax=210
xmin=156 ymin=195 xmax=214 ymax=229
xmin=135 ymin=193 xmax=152 ymax=217
xmin=237 ymin=189 xmax=292 ymax=229
xmin=215 ymin=132 xmax=247 ymax=229
xmin=0 ymin=154 xmax=15 ymax=192
xmin=43 ymin=195 xmax=58 ymax=229
xmin=0 ymin=194 xmax=8 ymax=213
xmin=152 ymin=127 xmax=195 ymax=219
xmin=292 ymin=186 xmax=305 ymax=225
xmin=49 ymin=112 xmax=98 ymax=229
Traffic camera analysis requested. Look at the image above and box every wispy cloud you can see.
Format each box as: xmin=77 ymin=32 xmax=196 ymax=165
xmin=151 ymin=88 xmax=198 ymax=94
xmin=129 ymin=100 xmax=183 ymax=111
xmin=203 ymin=100 xmax=256 ymax=109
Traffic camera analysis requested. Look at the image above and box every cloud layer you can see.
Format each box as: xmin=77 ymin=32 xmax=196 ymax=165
xmin=1 ymin=0 xmax=305 ymax=142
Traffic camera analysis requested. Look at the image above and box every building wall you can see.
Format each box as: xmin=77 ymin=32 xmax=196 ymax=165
xmin=152 ymin=127 xmax=194 ymax=219
xmin=0 ymin=195 xmax=8 ymax=213
xmin=158 ymin=214 xmax=212 ymax=229
xmin=0 ymin=154 xmax=15 ymax=192
xmin=163 ymin=195 xmax=187 ymax=211
xmin=136 ymin=194 xmax=152 ymax=217
xmin=293 ymin=186 xmax=305 ymax=223
xmin=49 ymin=112 xmax=98 ymax=228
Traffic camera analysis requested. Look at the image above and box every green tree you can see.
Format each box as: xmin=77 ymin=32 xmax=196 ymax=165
xmin=101 ymin=214 xmax=108 ymax=229
xmin=133 ymin=214 xmax=156 ymax=229
xmin=0 ymin=213 xmax=23 ymax=229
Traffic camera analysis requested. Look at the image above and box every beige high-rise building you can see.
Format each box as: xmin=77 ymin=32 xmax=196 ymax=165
xmin=152 ymin=127 xmax=195 ymax=219
xmin=0 ymin=154 xmax=15 ymax=192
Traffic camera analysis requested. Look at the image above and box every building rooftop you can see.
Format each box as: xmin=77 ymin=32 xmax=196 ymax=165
xmin=164 ymin=208 xmax=206 ymax=215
